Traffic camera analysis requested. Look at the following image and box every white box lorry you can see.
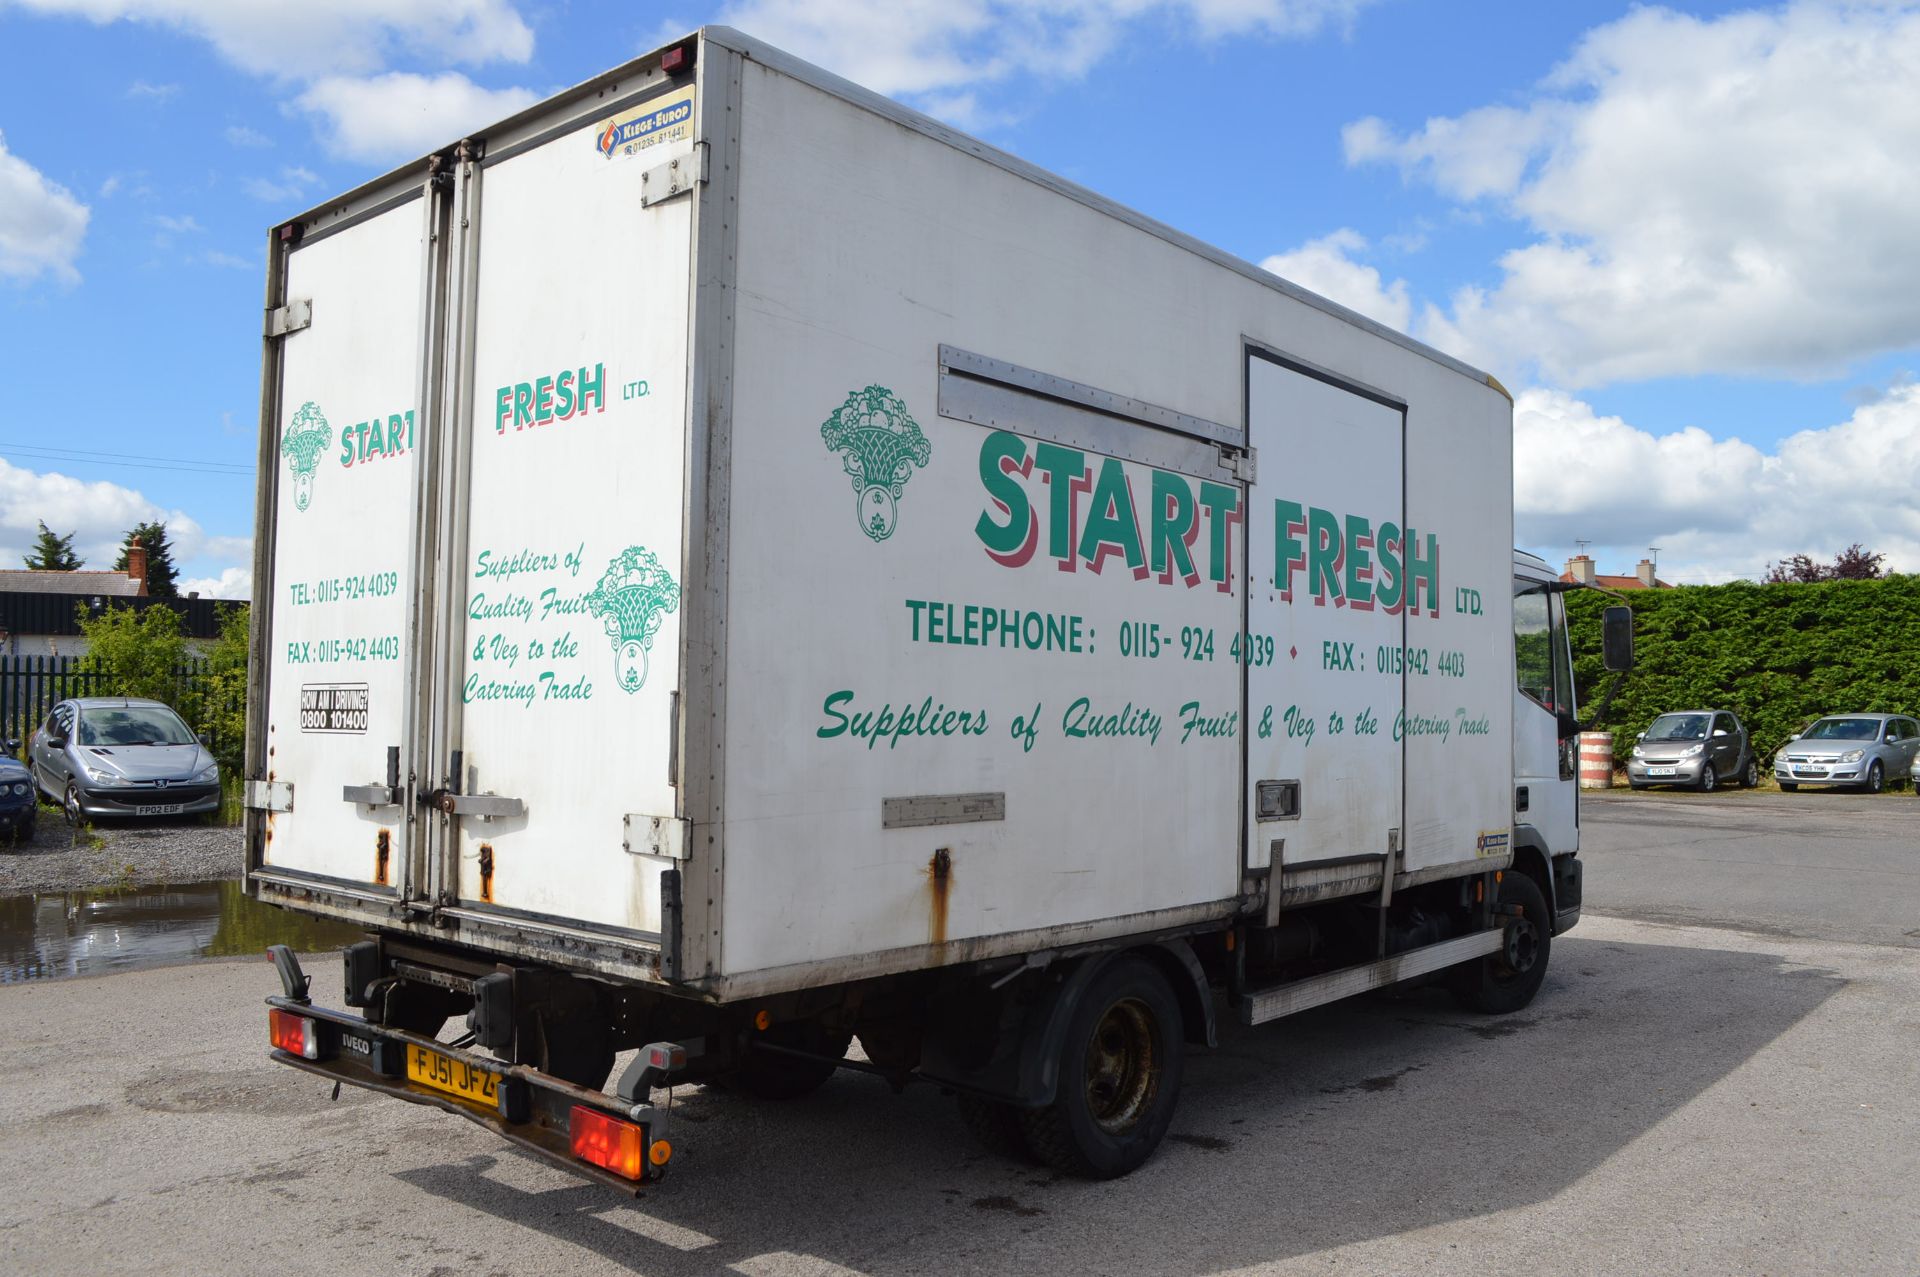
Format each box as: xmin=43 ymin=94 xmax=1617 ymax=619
xmin=249 ymin=28 xmax=1628 ymax=1190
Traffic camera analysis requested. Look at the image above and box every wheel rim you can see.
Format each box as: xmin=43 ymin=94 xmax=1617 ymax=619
xmin=1496 ymin=914 xmax=1540 ymax=981
xmin=1083 ymin=997 xmax=1160 ymax=1135
xmin=1701 ymin=765 xmax=1716 ymax=792
xmin=63 ymin=784 xmax=81 ymax=825
xmin=1868 ymin=764 xmax=1882 ymax=793
xmin=1746 ymin=760 xmax=1759 ymax=787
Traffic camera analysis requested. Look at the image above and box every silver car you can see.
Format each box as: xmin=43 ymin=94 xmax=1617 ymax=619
xmin=28 ymin=697 xmax=222 ymax=823
xmin=1774 ymin=714 xmax=1920 ymax=794
xmin=1626 ymin=709 xmax=1759 ymax=791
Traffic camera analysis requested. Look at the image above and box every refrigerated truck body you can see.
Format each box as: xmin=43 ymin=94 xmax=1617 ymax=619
xmin=249 ymin=28 xmax=1592 ymax=1190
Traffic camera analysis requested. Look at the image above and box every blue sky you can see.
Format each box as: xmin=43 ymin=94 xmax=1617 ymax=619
xmin=2 ymin=0 xmax=1916 ymax=593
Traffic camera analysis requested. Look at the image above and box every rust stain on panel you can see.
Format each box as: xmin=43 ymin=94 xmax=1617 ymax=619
xmin=927 ymin=847 xmax=952 ymax=947
xmin=479 ymin=843 xmax=495 ymax=904
xmin=374 ymin=829 xmax=391 ymax=887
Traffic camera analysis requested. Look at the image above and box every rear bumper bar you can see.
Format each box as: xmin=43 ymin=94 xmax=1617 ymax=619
xmin=264 ymin=995 xmax=667 ymax=1194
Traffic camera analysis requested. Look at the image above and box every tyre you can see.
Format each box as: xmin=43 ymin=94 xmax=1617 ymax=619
xmin=62 ymin=781 xmax=85 ymax=827
xmin=1450 ymin=872 xmax=1552 ymax=1015
xmin=1742 ymin=757 xmax=1760 ymax=788
xmin=1779 ymin=782 xmax=1798 ymax=792
xmin=1863 ymin=761 xmax=1884 ymax=794
xmin=956 ymin=1094 xmax=1036 ymax=1162
xmin=1696 ymin=762 xmax=1718 ymax=793
xmin=1019 ymin=954 xmax=1185 ymax=1180
xmin=720 ymin=1022 xmax=851 ymax=1100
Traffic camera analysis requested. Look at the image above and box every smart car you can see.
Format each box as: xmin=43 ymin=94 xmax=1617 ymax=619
xmin=1626 ymin=709 xmax=1758 ymax=791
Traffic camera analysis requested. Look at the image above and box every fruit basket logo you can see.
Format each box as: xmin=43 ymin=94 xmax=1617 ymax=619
xmin=585 ymin=546 xmax=680 ymax=693
xmin=819 ymin=386 xmax=932 ymax=542
xmin=282 ymin=401 xmax=334 ymax=512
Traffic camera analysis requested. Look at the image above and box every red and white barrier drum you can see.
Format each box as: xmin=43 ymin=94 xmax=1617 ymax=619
xmin=1578 ymin=731 xmax=1616 ymax=789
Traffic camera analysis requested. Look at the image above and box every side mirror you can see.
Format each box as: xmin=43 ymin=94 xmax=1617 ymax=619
xmin=198 ymin=732 xmax=212 ymax=747
xmin=46 ymin=735 xmax=66 ymax=749
xmin=1788 ymin=733 xmax=1801 ymax=741
xmin=3 ymin=738 xmax=17 ymax=754
xmin=1636 ymin=731 xmax=1646 ymax=741
xmin=1601 ymin=606 xmax=1634 ymax=672
xmin=1712 ymin=729 xmax=1728 ymax=737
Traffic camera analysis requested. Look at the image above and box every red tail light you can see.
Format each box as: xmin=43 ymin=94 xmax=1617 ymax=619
xmin=570 ymin=1105 xmax=646 ymax=1181
xmin=268 ymin=1008 xmax=321 ymax=1060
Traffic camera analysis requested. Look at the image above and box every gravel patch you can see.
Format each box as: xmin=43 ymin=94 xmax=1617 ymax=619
xmin=0 ymin=808 xmax=243 ymax=897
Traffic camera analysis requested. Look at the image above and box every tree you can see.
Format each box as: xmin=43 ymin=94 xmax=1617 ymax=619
xmin=112 ymin=520 xmax=180 ymax=599
xmin=1764 ymin=543 xmax=1885 ymax=583
xmin=74 ymin=602 xmax=188 ymax=704
xmin=199 ymin=604 xmax=250 ymax=773
xmin=22 ymin=520 xmax=83 ymax=571
xmin=1831 ymin=543 xmax=1886 ymax=580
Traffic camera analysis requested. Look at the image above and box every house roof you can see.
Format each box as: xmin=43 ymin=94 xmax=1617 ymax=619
xmin=0 ymin=570 xmax=143 ymax=596
xmin=1559 ymin=571 xmax=1672 ymax=590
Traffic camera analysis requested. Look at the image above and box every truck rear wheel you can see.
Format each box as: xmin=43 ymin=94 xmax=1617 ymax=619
xmin=1018 ymin=955 xmax=1184 ymax=1179
xmin=1450 ymin=872 xmax=1551 ymax=1015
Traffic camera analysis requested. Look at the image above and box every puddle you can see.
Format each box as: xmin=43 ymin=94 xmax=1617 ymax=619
xmin=0 ymin=880 xmax=362 ymax=983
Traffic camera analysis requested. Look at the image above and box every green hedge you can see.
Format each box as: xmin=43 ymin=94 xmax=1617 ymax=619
xmin=1567 ymin=575 xmax=1920 ymax=765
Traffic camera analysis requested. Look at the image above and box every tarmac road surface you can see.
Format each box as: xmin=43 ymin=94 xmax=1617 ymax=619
xmin=1 ymin=799 xmax=1916 ymax=1275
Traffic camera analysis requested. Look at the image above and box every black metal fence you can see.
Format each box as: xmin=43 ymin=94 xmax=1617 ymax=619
xmin=0 ymin=656 xmax=240 ymax=756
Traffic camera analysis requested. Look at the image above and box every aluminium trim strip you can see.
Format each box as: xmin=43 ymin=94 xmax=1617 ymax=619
xmin=1239 ymin=928 xmax=1504 ymax=1025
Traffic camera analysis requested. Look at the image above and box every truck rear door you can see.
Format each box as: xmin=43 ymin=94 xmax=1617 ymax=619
xmin=257 ymin=186 xmax=435 ymax=899
xmin=430 ymin=90 xmax=695 ymax=937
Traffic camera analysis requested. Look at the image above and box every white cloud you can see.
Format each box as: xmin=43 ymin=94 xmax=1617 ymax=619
xmin=98 ymin=174 xmax=121 ymax=196
xmin=151 ymin=212 xmax=202 ymax=233
xmin=709 ymin=0 xmax=1377 ymax=103
xmin=294 ymin=72 xmax=539 ymax=164
xmin=201 ymin=249 xmax=252 ymax=269
xmin=178 ymin=564 xmax=251 ymax=599
xmin=127 ymin=78 xmax=179 ymax=100
xmin=224 ymin=124 xmax=271 ymax=148
xmin=1347 ymin=1 xmax=1920 ymax=388
xmin=242 ymin=165 xmax=320 ymax=204
xmin=1260 ymin=228 xmax=1411 ymax=332
xmin=10 ymin=0 xmax=534 ymax=79
xmin=1515 ymin=381 xmax=1920 ymax=583
xmin=0 ymin=131 xmax=89 ymax=285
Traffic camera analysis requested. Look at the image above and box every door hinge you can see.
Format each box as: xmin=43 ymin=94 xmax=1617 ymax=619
xmin=1225 ymin=445 xmax=1256 ymax=483
xmin=266 ymin=298 xmax=312 ymax=338
xmin=624 ymin=814 xmax=689 ymax=860
xmin=246 ymin=780 xmax=294 ymax=812
xmin=641 ymin=141 xmax=707 ymax=207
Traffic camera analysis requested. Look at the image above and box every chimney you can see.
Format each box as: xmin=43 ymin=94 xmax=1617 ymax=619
xmin=126 ymin=542 xmax=149 ymax=597
xmin=1636 ymin=558 xmax=1658 ymax=588
xmin=1566 ymin=554 xmax=1596 ymax=585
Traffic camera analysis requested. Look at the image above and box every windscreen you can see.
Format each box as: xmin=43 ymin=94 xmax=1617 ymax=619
xmin=1645 ymin=714 xmax=1710 ymax=741
xmin=1803 ymin=718 xmax=1877 ymax=741
xmin=79 ymin=706 xmax=195 ymax=747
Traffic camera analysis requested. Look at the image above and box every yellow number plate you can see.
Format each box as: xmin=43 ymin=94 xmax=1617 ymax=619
xmin=406 ymin=1044 xmax=499 ymax=1107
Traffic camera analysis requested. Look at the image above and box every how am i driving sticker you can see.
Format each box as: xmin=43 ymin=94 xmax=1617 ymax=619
xmin=300 ymin=683 xmax=370 ymax=734
xmin=595 ymin=86 xmax=695 ymax=162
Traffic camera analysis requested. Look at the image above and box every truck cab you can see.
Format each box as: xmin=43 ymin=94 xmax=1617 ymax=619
xmin=1511 ymin=549 xmax=1631 ymax=935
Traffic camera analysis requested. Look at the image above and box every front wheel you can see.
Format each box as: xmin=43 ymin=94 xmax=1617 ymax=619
xmin=1451 ymin=872 xmax=1552 ymax=1015
xmin=1742 ymin=757 xmax=1760 ymax=788
xmin=1863 ymin=761 xmax=1884 ymax=794
xmin=1697 ymin=762 xmax=1718 ymax=793
xmin=1019 ymin=955 xmax=1184 ymax=1179
xmin=62 ymin=781 xmax=85 ymax=827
